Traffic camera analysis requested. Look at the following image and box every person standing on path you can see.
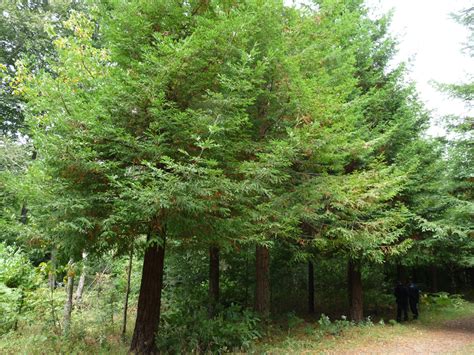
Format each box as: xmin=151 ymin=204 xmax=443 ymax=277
xmin=408 ymin=281 xmax=420 ymax=320
xmin=394 ymin=281 xmax=409 ymax=322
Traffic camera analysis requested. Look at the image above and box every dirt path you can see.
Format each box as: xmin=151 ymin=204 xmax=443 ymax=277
xmin=339 ymin=316 xmax=474 ymax=354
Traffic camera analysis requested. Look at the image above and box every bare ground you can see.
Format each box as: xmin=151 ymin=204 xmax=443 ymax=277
xmin=336 ymin=316 xmax=474 ymax=355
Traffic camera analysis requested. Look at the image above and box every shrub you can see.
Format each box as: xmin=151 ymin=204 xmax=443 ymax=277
xmin=156 ymin=303 xmax=261 ymax=353
xmin=0 ymin=243 xmax=40 ymax=333
xmin=422 ymin=292 xmax=466 ymax=309
xmin=315 ymin=314 xmax=353 ymax=338
xmin=286 ymin=311 xmax=304 ymax=335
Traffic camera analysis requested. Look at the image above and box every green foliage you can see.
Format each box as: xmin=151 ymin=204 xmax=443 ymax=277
xmin=316 ymin=314 xmax=353 ymax=337
xmin=422 ymin=292 xmax=467 ymax=309
xmin=286 ymin=312 xmax=304 ymax=335
xmin=0 ymin=0 xmax=472 ymax=352
xmin=0 ymin=138 xmax=31 ymax=244
xmin=0 ymin=243 xmax=41 ymax=333
xmin=0 ymin=0 xmax=86 ymax=138
xmin=157 ymin=303 xmax=260 ymax=353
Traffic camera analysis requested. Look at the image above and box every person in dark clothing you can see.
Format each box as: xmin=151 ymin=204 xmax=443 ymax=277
xmin=408 ymin=281 xmax=420 ymax=319
xmin=394 ymin=281 xmax=409 ymax=322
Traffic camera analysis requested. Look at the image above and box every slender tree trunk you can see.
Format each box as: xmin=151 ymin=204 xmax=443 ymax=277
xmin=13 ymin=288 xmax=24 ymax=331
xmin=208 ymin=246 xmax=220 ymax=317
xmin=20 ymin=203 xmax=27 ymax=224
xmin=449 ymin=266 xmax=457 ymax=293
xmin=14 ymin=202 xmax=27 ymax=330
xmin=430 ymin=265 xmax=438 ymax=292
xmin=122 ymin=245 xmax=134 ymax=338
xmin=63 ymin=259 xmax=75 ymax=335
xmin=48 ymin=249 xmax=57 ymax=290
xmin=245 ymin=252 xmax=250 ymax=307
xmin=75 ymin=251 xmax=88 ymax=304
xmin=348 ymin=258 xmax=363 ymax=322
xmin=75 ymin=271 xmax=86 ymax=303
xmin=308 ymin=260 xmax=315 ymax=314
xmin=396 ymin=263 xmax=406 ymax=283
xmin=48 ymin=248 xmax=58 ymax=328
xmin=255 ymin=245 xmax=270 ymax=317
xmin=470 ymin=268 xmax=474 ymax=289
xmin=130 ymin=234 xmax=166 ymax=354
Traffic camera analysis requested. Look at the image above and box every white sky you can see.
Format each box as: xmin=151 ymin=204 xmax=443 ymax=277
xmin=366 ymin=0 xmax=473 ymax=136
xmin=286 ymin=0 xmax=473 ymax=136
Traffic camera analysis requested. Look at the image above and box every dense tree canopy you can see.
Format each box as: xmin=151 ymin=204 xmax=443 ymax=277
xmin=0 ymin=1 xmax=472 ymax=353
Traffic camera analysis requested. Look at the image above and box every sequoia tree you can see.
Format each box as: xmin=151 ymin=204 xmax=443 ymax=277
xmin=15 ymin=1 xmax=300 ymax=352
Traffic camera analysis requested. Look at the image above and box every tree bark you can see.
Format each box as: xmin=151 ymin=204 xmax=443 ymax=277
xmin=62 ymin=259 xmax=75 ymax=335
xmin=48 ymin=248 xmax=58 ymax=328
xmin=20 ymin=203 xmax=27 ymax=224
xmin=208 ymin=246 xmax=220 ymax=317
xmin=396 ymin=263 xmax=406 ymax=283
xmin=348 ymin=258 xmax=363 ymax=322
xmin=308 ymin=260 xmax=315 ymax=314
xmin=255 ymin=245 xmax=270 ymax=317
xmin=75 ymin=251 xmax=88 ymax=304
xmin=130 ymin=234 xmax=166 ymax=354
xmin=430 ymin=265 xmax=438 ymax=292
xmin=48 ymin=248 xmax=57 ymax=290
xmin=122 ymin=245 xmax=134 ymax=338
xmin=13 ymin=288 xmax=24 ymax=331
xmin=449 ymin=266 xmax=457 ymax=293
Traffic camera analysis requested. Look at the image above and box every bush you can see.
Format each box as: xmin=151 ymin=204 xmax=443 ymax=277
xmin=314 ymin=314 xmax=353 ymax=338
xmin=156 ymin=303 xmax=261 ymax=353
xmin=0 ymin=243 xmax=40 ymax=333
xmin=286 ymin=311 xmax=304 ymax=335
xmin=422 ymin=292 xmax=466 ymax=309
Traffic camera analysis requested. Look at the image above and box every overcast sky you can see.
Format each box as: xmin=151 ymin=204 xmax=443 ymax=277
xmin=286 ymin=0 xmax=473 ymax=136
xmin=366 ymin=0 xmax=473 ymax=135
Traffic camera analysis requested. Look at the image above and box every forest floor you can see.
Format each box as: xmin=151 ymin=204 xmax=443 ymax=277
xmin=256 ymin=301 xmax=474 ymax=354
xmin=340 ymin=315 xmax=474 ymax=354
xmin=1 ymin=299 xmax=474 ymax=354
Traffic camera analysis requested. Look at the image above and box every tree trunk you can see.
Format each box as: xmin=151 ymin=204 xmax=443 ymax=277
xmin=308 ymin=260 xmax=315 ymax=314
xmin=348 ymin=258 xmax=363 ymax=322
xmin=48 ymin=248 xmax=57 ymax=290
xmin=449 ymin=266 xmax=457 ymax=293
xmin=62 ymin=259 xmax=75 ymax=335
xmin=48 ymin=248 xmax=58 ymax=328
xmin=130 ymin=234 xmax=166 ymax=354
xmin=20 ymin=203 xmax=27 ymax=224
xmin=470 ymin=268 xmax=474 ymax=289
xmin=255 ymin=245 xmax=270 ymax=317
xmin=430 ymin=265 xmax=438 ymax=292
xmin=396 ymin=263 xmax=406 ymax=283
xmin=122 ymin=245 xmax=134 ymax=338
xmin=13 ymin=288 xmax=24 ymax=331
xmin=208 ymin=246 xmax=220 ymax=317
xmin=75 ymin=251 xmax=88 ymax=304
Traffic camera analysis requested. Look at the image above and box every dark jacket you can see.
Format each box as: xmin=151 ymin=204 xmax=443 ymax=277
xmin=394 ymin=284 xmax=409 ymax=305
xmin=408 ymin=283 xmax=420 ymax=303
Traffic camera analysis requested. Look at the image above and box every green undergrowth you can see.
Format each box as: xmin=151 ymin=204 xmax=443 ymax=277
xmin=253 ymin=296 xmax=474 ymax=354
xmin=1 ymin=293 xmax=473 ymax=354
xmin=0 ymin=291 xmax=132 ymax=355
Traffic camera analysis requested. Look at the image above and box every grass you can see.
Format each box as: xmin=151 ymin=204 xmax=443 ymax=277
xmin=0 ymin=290 xmax=133 ymax=355
xmin=252 ymin=299 xmax=474 ymax=354
xmin=1 ymin=295 xmax=473 ymax=354
xmin=453 ymin=342 xmax=474 ymax=355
